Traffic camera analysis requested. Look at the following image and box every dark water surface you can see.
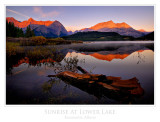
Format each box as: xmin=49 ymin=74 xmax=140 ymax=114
xmin=6 ymin=41 xmax=154 ymax=104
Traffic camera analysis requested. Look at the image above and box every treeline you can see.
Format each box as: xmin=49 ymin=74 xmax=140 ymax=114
xmin=6 ymin=21 xmax=35 ymax=37
xmin=63 ymin=31 xmax=135 ymax=41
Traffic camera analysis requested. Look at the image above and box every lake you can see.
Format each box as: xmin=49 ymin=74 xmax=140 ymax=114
xmin=6 ymin=41 xmax=154 ymax=104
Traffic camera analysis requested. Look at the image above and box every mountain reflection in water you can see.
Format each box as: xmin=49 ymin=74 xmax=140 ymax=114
xmin=6 ymin=42 xmax=154 ymax=104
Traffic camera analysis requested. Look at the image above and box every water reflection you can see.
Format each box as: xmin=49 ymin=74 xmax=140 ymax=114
xmin=46 ymin=71 xmax=144 ymax=104
xmin=6 ymin=42 xmax=154 ymax=104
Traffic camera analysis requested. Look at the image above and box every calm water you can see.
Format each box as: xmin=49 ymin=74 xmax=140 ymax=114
xmin=6 ymin=41 xmax=154 ymax=104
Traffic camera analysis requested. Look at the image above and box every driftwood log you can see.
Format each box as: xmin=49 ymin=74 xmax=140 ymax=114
xmin=48 ymin=66 xmax=144 ymax=102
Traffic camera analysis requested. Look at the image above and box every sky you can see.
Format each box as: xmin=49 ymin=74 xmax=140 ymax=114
xmin=6 ymin=6 xmax=154 ymax=31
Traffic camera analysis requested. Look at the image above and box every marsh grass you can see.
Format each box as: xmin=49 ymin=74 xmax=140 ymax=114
xmin=26 ymin=46 xmax=55 ymax=59
xmin=7 ymin=37 xmax=83 ymax=46
xmin=6 ymin=41 xmax=58 ymax=68
xmin=6 ymin=42 xmax=24 ymax=56
xmin=6 ymin=41 xmax=57 ymax=58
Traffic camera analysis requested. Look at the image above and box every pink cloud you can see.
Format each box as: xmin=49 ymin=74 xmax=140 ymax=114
xmin=33 ymin=7 xmax=59 ymax=18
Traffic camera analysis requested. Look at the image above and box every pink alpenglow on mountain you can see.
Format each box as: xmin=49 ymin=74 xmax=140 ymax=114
xmin=138 ymin=29 xmax=147 ymax=32
xmin=90 ymin=20 xmax=131 ymax=30
xmin=79 ymin=20 xmax=147 ymax=38
xmin=6 ymin=17 xmax=54 ymax=28
xmin=6 ymin=17 xmax=68 ymax=37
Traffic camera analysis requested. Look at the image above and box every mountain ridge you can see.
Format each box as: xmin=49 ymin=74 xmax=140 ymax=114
xmin=79 ymin=20 xmax=150 ymax=38
xmin=6 ymin=17 xmax=68 ymax=37
xmin=6 ymin=17 xmax=54 ymax=28
xmin=90 ymin=20 xmax=131 ymax=30
xmin=6 ymin=17 xmax=153 ymax=38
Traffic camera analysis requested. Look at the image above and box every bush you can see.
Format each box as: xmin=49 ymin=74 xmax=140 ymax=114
xmin=53 ymin=37 xmax=64 ymax=41
xmin=30 ymin=36 xmax=47 ymax=45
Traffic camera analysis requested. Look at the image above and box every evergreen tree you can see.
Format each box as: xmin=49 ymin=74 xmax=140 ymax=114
xmin=6 ymin=21 xmax=35 ymax=38
xmin=17 ymin=28 xmax=24 ymax=37
xmin=31 ymin=29 xmax=35 ymax=37
xmin=19 ymin=28 xmax=24 ymax=37
xmin=6 ymin=21 xmax=24 ymax=37
xmin=6 ymin=21 xmax=10 ymax=37
xmin=25 ymin=25 xmax=35 ymax=37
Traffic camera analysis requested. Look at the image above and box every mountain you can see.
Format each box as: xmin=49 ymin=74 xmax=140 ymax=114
xmin=67 ymin=31 xmax=74 ymax=35
xmin=6 ymin=17 xmax=54 ymax=28
xmin=80 ymin=28 xmax=94 ymax=32
xmin=6 ymin=17 xmax=21 ymax=27
xmin=6 ymin=17 xmax=68 ymax=37
xmin=98 ymin=27 xmax=146 ymax=38
xmin=137 ymin=29 xmax=151 ymax=35
xmin=90 ymin=20 xmax=131 ymax=30
xmin=63 ymin=31 xmax=135 ymax=41
xmin=138 ymin=29 xmax=146 ymax=32
xmin=6 ymin=17 xmax=153 ymax=39
xmin=79 ymin=20 xmax=146 ymax=38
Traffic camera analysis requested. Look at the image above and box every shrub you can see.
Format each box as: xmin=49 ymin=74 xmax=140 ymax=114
xmin=30 ymin=36 xmax=47 ymax=45
xmin=53 ymin=37 xmax=64 ymax=41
